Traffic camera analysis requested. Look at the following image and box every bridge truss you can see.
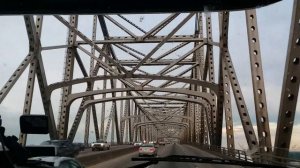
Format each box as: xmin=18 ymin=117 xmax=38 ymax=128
xmin=0 ymin=0 xmax=299 ymax=162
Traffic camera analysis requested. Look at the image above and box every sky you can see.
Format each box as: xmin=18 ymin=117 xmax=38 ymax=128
xmin=0 ymin=0 xmax=299 ymax=150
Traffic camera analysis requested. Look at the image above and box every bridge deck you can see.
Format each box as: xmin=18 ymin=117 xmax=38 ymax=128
xmin=87 ymin=144 xmax=239 ymax=168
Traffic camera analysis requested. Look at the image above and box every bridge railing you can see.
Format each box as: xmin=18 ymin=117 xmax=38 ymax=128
xmin=192 ymin=143 xmax=300 ymax=167
xmin=254 ymin=151 xmax=300 ymax=167
xmin=191 ymin=143 xmax=252 ymax=162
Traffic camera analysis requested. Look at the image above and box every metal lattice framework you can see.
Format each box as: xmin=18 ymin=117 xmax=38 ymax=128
xmin=0 ymin=0 xmax=299 ymax=163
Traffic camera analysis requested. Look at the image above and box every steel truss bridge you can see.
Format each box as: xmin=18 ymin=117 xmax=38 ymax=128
xmin=0 ymin=0 xmax=299 ymax=165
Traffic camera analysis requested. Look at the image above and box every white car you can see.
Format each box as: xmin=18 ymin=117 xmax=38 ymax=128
xmin=91 ymin=140 xmax=110 ymax=151
xmin=133 ymin=142 xmax=143 ymax=147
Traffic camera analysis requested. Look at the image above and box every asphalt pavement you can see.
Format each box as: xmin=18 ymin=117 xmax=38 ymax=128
xmin=77 ymin=145 xmax=132 ymax=157
xmin=88 ymin=144 xmax=241 ymax=168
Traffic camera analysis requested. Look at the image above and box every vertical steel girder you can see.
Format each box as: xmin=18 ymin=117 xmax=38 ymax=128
xmin=205 ymin=13 xmax=215 ymax=145
xmin=91 ymin=105 xmax=100 ymax=140
xmin=19 ymin=16 xmax=43 ymax=145
xmin=245 ymin=10 xmax=272 ymax=153
xmin=22 ymin=16 xmax=58 ymax=140
xmin=84 ymin=106 xmax=91 ymax=145
xmin=100 ymin=58 xmax=108 ymax=140
xmin=111 ymin=79 xmax=120 ymax=144
xmin=120 ymin=92 xmax=128 ymax=143
xmin=195 ymin=13 xmax=207 ymax=145
xmin=124 ymin=101 xmax=129 ymax=143
xmin=215 ymin=11 xmax=229 ymax=146
xmin=223 ymin=66 xmax=235 ymax=149
xmin=129 ymin=99 xmax=133 ymax=142
xmin=120 ymin=90 xmax=126 ymax=143
xmin=104 ymin=103 xmax=115 ymax=140
xmin=203 ymin=109 xmax=209 ymax=144
xmin=275 ymin=0 xmax=300 ymax=158
xmin=217 ymin=12 xmax=235 ymax=149
xmin=58 ymin=15 xmax=78 ymax=139
xmin=133 ymin=104 xmax=138 ymax=142
xmin=111 ymin=106 xmax=115 ymax=143
xmin=90 ymin=15 xmax=100 ymax=141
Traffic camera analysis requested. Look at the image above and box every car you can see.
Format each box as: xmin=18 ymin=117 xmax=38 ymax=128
xmin=138 ymin=143 xmax=157 ymax=157
xmin=40 ymin=140 xmax=79 ymax=157
xmin=158 ymin=141 xmax=166 ymax=146
xmin=73 ymin=143 xmax=85 ymax=151
xmin=91 ymin=140 xmax=110 ymax=151
xmin=133 ymin=142 xmax=143 ymax=147
xmin=27 ymin=156 xmax=84 ymax=168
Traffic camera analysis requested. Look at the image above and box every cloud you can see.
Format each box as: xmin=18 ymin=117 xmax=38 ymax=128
xmin=222 ymin=122 xmax=300 ymax=150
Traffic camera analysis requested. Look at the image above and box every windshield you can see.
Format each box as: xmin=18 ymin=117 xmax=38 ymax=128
xmin=96 ymin=140 xmax=106 ymax=143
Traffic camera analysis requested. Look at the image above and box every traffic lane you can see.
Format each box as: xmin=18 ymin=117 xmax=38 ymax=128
xmin=77 ymin=145 xmax=132 ymax=157
xmin=88 ymin=144 xmax=173 ymax=168
xmin=148 ymin=144 xmax=241 ymax=168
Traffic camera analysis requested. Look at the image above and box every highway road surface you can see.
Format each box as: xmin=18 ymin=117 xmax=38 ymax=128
xmin=77 ymin=145 xmax=132 ymax=157
xmin=88 ymin=144 xmax=241 ymax=168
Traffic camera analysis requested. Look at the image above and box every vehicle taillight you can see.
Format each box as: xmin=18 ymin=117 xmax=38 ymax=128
xmin=139 ymin=147 xmax=143 ymax=151
xmin=149 ymin=147 xmax=155 ymax=151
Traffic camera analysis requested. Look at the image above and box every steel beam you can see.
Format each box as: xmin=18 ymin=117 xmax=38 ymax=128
xmin=19 ymin=16 xmax=43 ymax=145
xmin=47 ymin=74 xmax=219 ymax=94
xmin=275 ymin=0 xmax=300 ymax=158
xmin=246 ymin=9 xmax=272 ymax=153
xmin=131 ymin=13 xmax=195 ymax=74
xmin=215 ymin=11 xmax=229 ymax=146
xmin=57 ymin=15 xmax=78 ymax=140
xmin=224 ymin=51 xmax=258 ymax=150
xmin=67 ymin=87 xmax=214 ymax=105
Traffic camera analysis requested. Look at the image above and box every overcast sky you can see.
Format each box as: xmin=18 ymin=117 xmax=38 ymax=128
xmin=0 ymin=1 xmax=299 ymax=150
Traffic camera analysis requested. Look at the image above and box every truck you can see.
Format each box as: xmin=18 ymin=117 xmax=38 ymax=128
xmin=91 ymin=140 xmax=110 ymax=151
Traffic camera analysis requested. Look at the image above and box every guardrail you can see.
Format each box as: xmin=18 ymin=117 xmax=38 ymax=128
xmin=191 ymin=143 xmax=252 ymax=162
xmin=191 ymin=143 xmax=300 ymax=168
xmin=254 ymin=152 xmax=300 ymax=167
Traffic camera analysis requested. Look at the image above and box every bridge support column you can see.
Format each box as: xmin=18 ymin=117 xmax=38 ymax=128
xmin=275 ymin=0 xmax=300 ymax=158
xmin=58 ymin=15 xmax=78 ymax=140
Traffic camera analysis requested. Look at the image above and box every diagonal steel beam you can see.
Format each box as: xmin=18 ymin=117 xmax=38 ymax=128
xmin=246 ymin=9 xmax=272 ymax=154
xmin=54 ymin=15 xmax=129 ymax=75
xmin=117 ymin=15 xmax=146 ymax=33
xmin=104 ymin=15 xmax=137 ymax=38
xmin=141 ymin=43 xmax=204 ymax=87
xmin=141 ymin=13 xmax=180 ymax=39
xmin=113 ymin=44 xmax=143 ymax=60
xmin=274 ymin=0 xmax=300 ymax=158
xmin=131 ymin=13 xmax=195 ymax=74
xmin=151 ymin=42 xmax=189 ymax=62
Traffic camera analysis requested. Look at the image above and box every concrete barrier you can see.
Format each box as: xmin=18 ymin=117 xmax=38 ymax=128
xmin=76 ymin=146 xmax=137 ymax=167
